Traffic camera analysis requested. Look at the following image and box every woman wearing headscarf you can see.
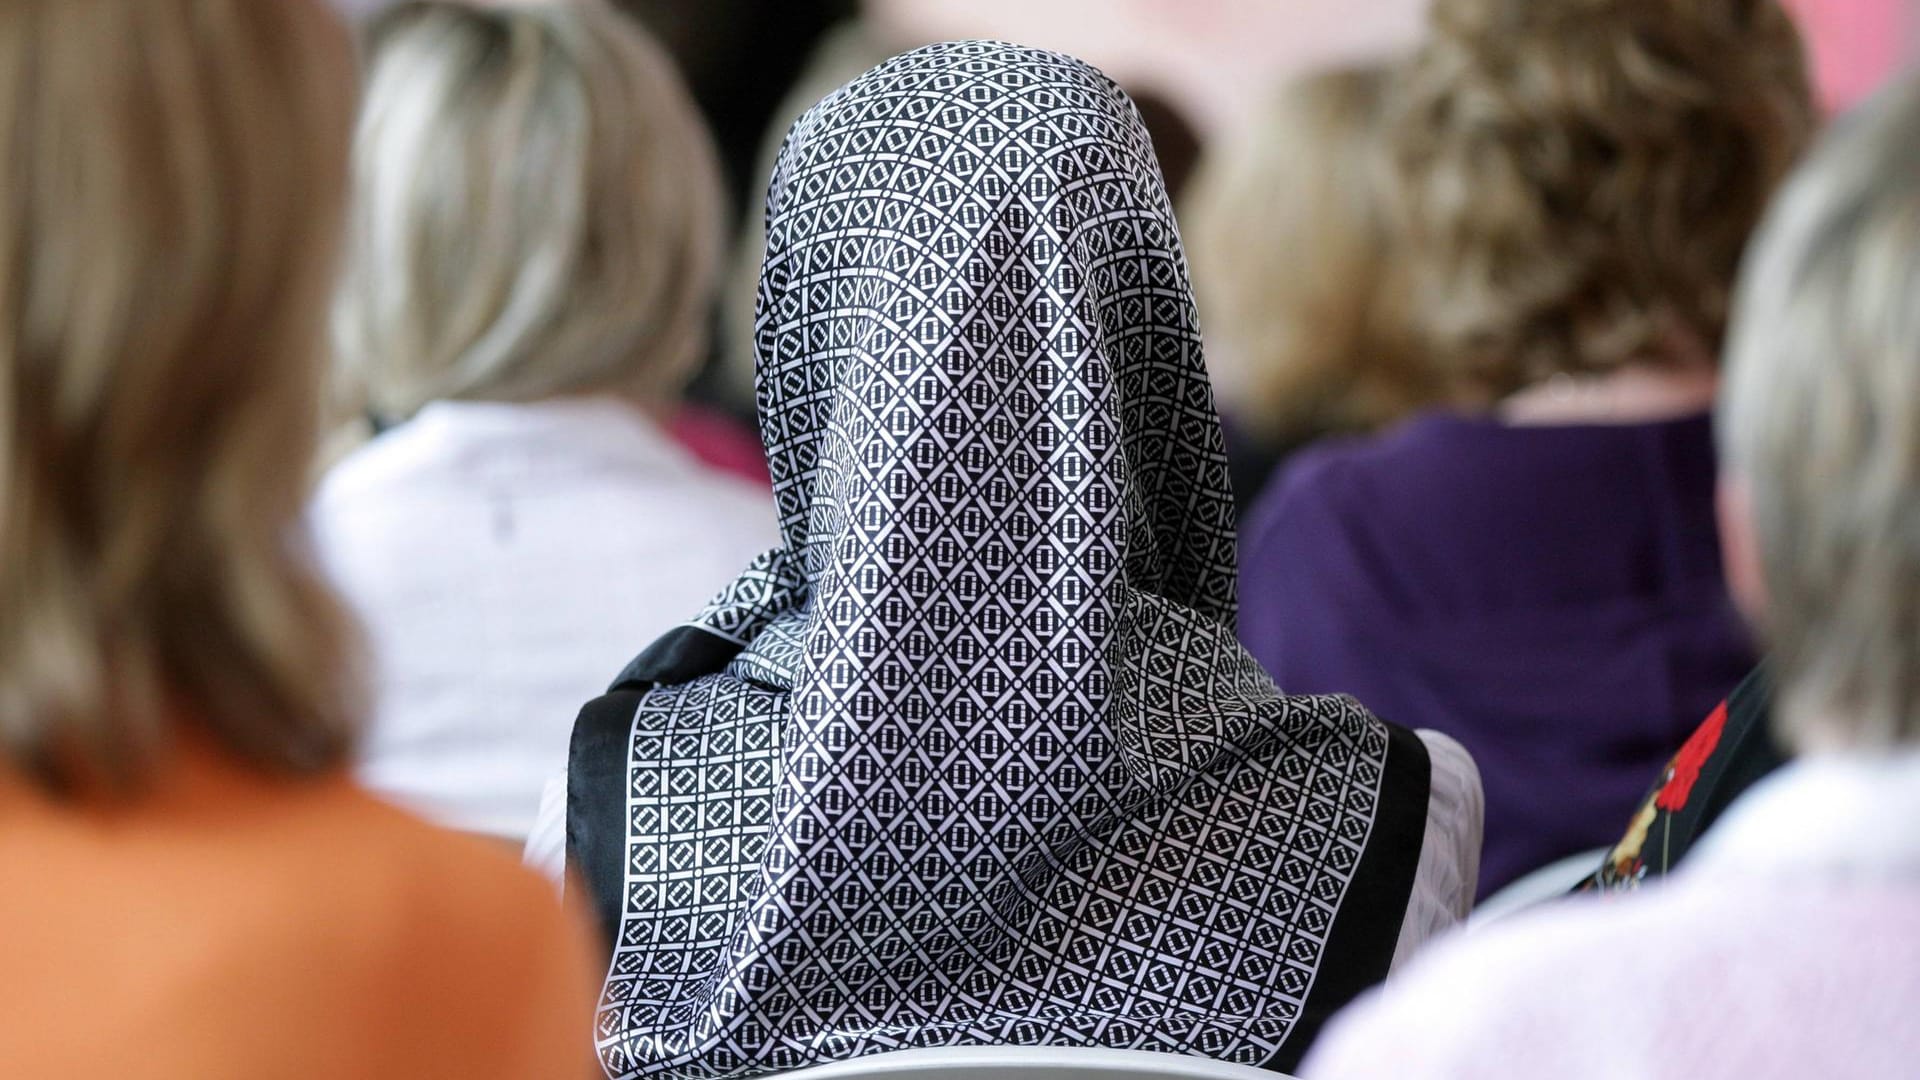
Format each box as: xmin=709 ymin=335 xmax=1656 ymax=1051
xmin=1183 ymin=64 xmax=1443 ymax=515
xmin=559 ymin=41 xmax=1482 ymax=1078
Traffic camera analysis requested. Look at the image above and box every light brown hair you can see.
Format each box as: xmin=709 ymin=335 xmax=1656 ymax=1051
xmin=1721 ymin=73 xmax=1920 ymax=750
xmin=0 ymin=0 xmax=362 ymax=791
xmin=1184 ymin=65 xmax=1437 ymax=447
xmin=335 ymin=0 xmax=723 ymax=422
xmin=1387 ymin=0 xmax=1815 ymax=397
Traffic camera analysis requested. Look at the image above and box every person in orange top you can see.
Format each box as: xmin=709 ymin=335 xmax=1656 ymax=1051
xmin=0 ymin=2 xmax=598 ymax=1077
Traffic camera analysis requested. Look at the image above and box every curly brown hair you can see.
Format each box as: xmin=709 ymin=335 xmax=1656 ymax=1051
xmin=1385 ymin=0 xmax=1815 ymax=397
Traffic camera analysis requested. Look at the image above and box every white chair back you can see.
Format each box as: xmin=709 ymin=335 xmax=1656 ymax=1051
xmin=1468 ymin=846 xmax=1610 ymax=928
xmin=778 ymin=1046 xmax=1294 ymax=1080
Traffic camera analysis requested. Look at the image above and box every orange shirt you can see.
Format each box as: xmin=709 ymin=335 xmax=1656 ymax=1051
xmin=0 ymin=742 xmax=601 ymax=1079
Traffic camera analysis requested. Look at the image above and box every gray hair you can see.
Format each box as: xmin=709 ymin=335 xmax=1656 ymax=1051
xmin=1721 ymin=72 xmax=1920 ymax=750
xmin=334 ymin=0 xmax=721 ymax=419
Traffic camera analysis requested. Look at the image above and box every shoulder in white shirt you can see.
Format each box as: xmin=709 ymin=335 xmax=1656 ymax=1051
xmin=313 ymin=396 xmax=778 ymax=841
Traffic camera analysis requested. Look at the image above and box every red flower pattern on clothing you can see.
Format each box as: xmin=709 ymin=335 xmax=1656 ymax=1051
xmin=1655 ymin=700 xmax=1729 ymax=812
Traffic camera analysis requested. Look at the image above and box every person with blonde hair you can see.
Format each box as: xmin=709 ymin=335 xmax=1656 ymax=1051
xmin=0 ymin=0 xmax=595 ymax=1075
xmin=1306 ymin=67 xmax=1920 ymax=1079
xmin=1237 ymin=0 xmax=1813 ymax=899
xmin=1183 ymin=64 xmax=1441 ymax=506
xmin=315 ymin=0 xmax=776 ymax=842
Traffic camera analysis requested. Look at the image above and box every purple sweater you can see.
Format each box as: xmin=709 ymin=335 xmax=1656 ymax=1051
xmin=1238 ymin=411 xmax=1754 ymax=898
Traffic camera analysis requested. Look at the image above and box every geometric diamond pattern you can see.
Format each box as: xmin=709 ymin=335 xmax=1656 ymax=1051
xmin=594 ymin=41 xmax=1397 ymax=1079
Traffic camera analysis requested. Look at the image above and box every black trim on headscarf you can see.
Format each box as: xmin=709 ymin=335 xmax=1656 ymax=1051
xmin=566 ymin=689 xmax=647 ymax=950
xmin=571 ymin=627 xmax=760 ymax=949
xmin=1269 ymin=722 xmax=1433 ymax=1072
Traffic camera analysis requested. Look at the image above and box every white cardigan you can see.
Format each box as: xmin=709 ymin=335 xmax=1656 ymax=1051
xmin=313 ymin=397 xmax=779 ymax=840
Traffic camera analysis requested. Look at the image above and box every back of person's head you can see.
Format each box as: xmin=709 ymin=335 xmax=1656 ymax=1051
xmin=0 ymin=0 xmax=361 ymax=791
xmin=1389 ymin=0 xmax=1815 ymax=398
xmin=1721 ymin=72 xmax=1920 ymax=752
xmin=1184 ymin=65 xmax=1435 ymax=447
xmin=336 ymin=0 xmax=721 ymax=422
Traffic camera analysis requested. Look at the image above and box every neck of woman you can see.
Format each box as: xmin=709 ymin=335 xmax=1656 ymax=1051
xmin=1498 ymin=362 xmax=1721 ymax=426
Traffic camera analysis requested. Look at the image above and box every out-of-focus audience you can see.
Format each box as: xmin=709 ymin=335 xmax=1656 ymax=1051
xmin=314 ymin=0 xmax=777 ymax=842
xmin=1306 ymin=67 xmax=1920 ymax=1078
xmin=1237 ymin=0 xmax=1814 ymax=899
xmin=1183 ymin=64 xmax=1443 ymax=509
xmin=11 ymin=0 xmax=1920 ymax=1074
xmin=0 ymin=1 xmax=595 ymax=1075
xmin=1128 ymin=87 xmax=1205 ymax=204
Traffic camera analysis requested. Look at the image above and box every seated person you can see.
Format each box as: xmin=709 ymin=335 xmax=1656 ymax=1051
xmin=0 ymin=1 xmax=595 ymax=1075
xmin=555 ymin=41 xmax=1482 ymax=1078
xmin=1306 ymin=67 xmax=1920 ymax=1080
xmin=1237 ymin=0 xmax=1814 ymax=898
xmin=314 ymin=0 xmax=776 ymax=842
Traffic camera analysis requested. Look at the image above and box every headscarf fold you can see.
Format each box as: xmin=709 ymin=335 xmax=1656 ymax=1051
xmin=569 ymin=41 xmax=1433 ymax=1079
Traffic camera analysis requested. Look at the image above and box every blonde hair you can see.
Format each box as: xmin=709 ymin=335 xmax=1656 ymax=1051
xmin=1387 ymin=0 xmax=1814 ymax=397
xmin=1721 ymin=73 xmax=1920 ymax=751
xmin=1184 ymin=65 xmax=1436 ymax=446
xmin=336 ymin=0 xmax=722 ymax=421
xmin=0 ymin=0 xmax=362 ymax=791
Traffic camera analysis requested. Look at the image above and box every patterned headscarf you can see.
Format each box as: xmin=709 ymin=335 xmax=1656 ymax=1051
xmin=568 ymin=41 xmax=1434 ymax=1079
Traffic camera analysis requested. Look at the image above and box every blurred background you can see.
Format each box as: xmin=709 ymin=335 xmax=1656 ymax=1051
xmin=332 ymin=0 xmax=1914 ymax=193
xmin=302 ymin=0 xmax=1920 ymax=902
xmin=330 ymin=0 xmax=1917 ymax=424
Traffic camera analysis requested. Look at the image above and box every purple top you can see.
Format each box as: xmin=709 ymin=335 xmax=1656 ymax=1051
xmin=1238 ymin=410 xmax=1755 ymax=897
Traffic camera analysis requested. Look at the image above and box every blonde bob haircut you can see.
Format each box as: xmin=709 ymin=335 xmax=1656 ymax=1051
xmin=1183 ymin=65 xmax=1437 ymax=448
xmin=336 ymin=0 xmax=723 ymax=421
xmin=1721 ymin=73 xmax=1920 ymax=751
xmin=1386 ymin=0 xmax=1814 ymax=397
xmin=0 ymin=0 xmax=362 ymax=791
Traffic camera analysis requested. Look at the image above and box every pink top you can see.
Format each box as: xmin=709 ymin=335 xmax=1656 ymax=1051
xmin=1783 ymin=0 xmax=1910 ymax=113
xmin=668 ymin=402 xmax=771 ymax=487
xmin=1303 ymin=750 xmax=1920 ymax=1079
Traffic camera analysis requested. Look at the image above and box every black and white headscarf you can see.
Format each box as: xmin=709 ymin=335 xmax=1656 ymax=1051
xmin=568 ymin=41 xmax=1432 ymax=1079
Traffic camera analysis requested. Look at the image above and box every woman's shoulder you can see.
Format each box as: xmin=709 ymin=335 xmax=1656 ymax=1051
xmin=225 ymin=774 xmax=601 ymax=1072
xmin=276 ymin=774 xmax=590 ymax=948
xmin=0 ymin=754 xmax=599 ymax=1077
xmin=1243 ymin=408 xmax=1712 ymax=559
xmin=1240 ymin=414 xmax=1457 ymax=551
